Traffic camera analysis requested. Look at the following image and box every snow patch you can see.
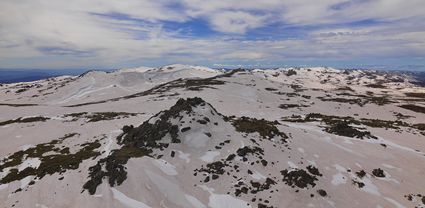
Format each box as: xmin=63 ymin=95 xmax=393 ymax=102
xmin=183 ymin=130 xmax=210 ymax=148
xmin=331 ymin=173 xmax=347 ymax=186
xmin=20 ymin=176 xmax=34 ymax=189
xmin=334 ymin=164 xmax=346 ymax=172
xmin=326 ymin=200 xmax=336 ymax=207
xmin=148 ymin=112 xmax=163 ymax=124
xmin=200 ymin=151 xmax=220 ymax=163
xmin=250 ymin=170 xmax=267 ymax=180
xmin=287 ymin=161 xmax=299 ymax=169
xmin=152 ymin=159 xmax=178 ymax=176
xmin=145 ymin=170 xmax=199 ymax=207
xmin=361 ymin=177 xmax=380 ymax=196
xmin=185 ymin=194 xmax=206 ymax=208
xmin=20 ymin=144 xmax=35 ymax=151
xmin=111 ymin=188 xmax=151 ymax=208
xmin=208 ymin=193 xmax=251 ymax=208
xmin=177 ymin=151 xmax=191 ymax=163
xmin=382 ymin=163 xmax=402 ymax=172
xmin=284 ymin=123 xmax=363 ymax=157
xmin=198 ymin=185 xmax=215 ymax=193
xmin=307 ymin=160 xmax=317 ymax=166
xmin=297 ymin=148 xmax=305 ymax=153
xmin=198 ymin=184 xmax=250 ymax=208
xmin=102 ymin=137 xmax=114 ymax=157
xmin=375 ymin=170 xmax=399 ymax=184
xmin=0 ymin=184 xmax=8 ymax=190
xmin=384 ymin=197 xmax=406 ymax=208
xmin=18 ymin=158 xmax=41 ymax=171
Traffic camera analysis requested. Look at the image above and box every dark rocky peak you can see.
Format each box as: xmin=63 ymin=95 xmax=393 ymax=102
xmin=119 ymin=97 xmax=220 ymax=148
xmin=83 ymin=97 xmax=223 ymax=194
xmin=163 ymin=97 xmax=218 ymax=118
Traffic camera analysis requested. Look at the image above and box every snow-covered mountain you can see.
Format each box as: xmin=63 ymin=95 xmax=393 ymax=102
xmin=0 ymin=65 xmax=424 ymax=208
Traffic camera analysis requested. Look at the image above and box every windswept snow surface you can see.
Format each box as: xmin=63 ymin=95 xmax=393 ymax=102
xmin=111 ymin=188 xmax=151 ymax=208
xmin=0 ymin=65 xmax=424 ymax=208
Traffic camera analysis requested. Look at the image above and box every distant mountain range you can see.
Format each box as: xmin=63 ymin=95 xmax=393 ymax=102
xmin=0 ymin=69 xmax=112 ymax=84
xmin=1 ymin=66 xmax=425 ymax=84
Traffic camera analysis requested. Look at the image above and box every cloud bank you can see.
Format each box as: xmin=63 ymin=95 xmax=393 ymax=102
xmin=0 ymin=0 xmax=424 ymax=69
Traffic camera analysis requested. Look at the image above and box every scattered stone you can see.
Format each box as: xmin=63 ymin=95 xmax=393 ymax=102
xmin=317 ymin=189 xmax=327 ymax=197
xmin=372 ymin=168 xmax=385 ymax=177
xmin=356 ymin=170 xmax=366 ymax=178
xmin=181 ymin=127 xmax=191 ymax=132
xmin=352 ymin=180 xmax=365 ymax=188
xmin=281 ymin=168 xmax=319 ymax=189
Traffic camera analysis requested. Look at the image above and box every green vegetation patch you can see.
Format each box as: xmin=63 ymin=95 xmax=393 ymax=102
xmin=0 ymin=133 xmax=101 ymax=188
xmin=283 ymin=113 xmax=409 ymax=129
xmin=0 ymin=103 xmax=38 ymax=107
xmin=63 ymin=112 xmax=138 ymax=122
xmin=325 ymin=121 xmax=377 ymax=139
xmin=0 ymin=116 xmax=49 ymax=126
xmin=317 ymin=97 xmax=365 ymax=106
xmin=282 ymin=113 xmax=425 ymax=139
xmin=317 ymin=94 xmax=394 ymax=106
xmin=399 ymin=104 xmax=425 ymax=114
xmin=227 ymin=116 xmax=288 ymax=141
xmin=365 ymin=83 xmax=386 ymax=88
xmin=336 ymin=86 xmax=355 ymax=91
xmin=280 ymin=165 xmax=322 ymax=189
xmin=279 ymin=104 xmax=310 ymax=109
xmin=404 ymin=92 xmax=425 ymax=98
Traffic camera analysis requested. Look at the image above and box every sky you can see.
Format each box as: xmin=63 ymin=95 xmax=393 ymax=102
xmin=0 ymin=0 xmax=425 ymax=70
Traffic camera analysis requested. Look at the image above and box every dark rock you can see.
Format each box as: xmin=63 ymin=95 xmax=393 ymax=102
xmin=355 ymin=170 xmax=366 ymax=178
xmin=281 ymin=168 xmax=319 ymax=189
xmin=181 ymin=127 xmax=191 ymax=132
xmin=317 ymin=189 xmax=327 ymax=197
xmin=226 ymin=154 xmax=236 ymax=161
xmin=372 ymin=168 xmax=385 ymax=177
xmin=306 ymin=165 xmax=322 ymax=176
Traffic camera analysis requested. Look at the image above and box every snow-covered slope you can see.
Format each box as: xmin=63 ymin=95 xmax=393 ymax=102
xmin=0 ymin=66 xmax=424 ymax=208
xmin=0 ymin=64 xmax=223 ymax=105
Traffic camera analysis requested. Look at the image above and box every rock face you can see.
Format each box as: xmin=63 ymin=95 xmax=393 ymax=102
xmin=0 ymin=66 xmax=424 ymax=208
xmin=83 ymin=97 xmax=220 ymax=194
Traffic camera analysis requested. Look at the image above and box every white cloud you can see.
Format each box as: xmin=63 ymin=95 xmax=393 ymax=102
xmin=183 ymin=0 xmax=425 ymax=26
xmin=220 ymin=50 xmax=267 ymax=60
xmin=209 ymin=11 xmax=268 ymax=34
xmin=0 ymin=0 xmax=424 ymax=69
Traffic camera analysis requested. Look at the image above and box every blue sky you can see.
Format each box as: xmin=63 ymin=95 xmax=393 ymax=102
xmin=0 ymin=0 xmax=424 ymax=70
